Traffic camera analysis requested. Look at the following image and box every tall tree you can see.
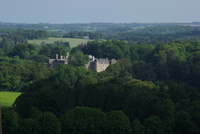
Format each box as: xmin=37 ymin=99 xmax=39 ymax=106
xmin=68 ymin=50 xmax=89 ymax=67
xmin=161 ymin=99 xmax=175 ymax=134
xmin=38 ymin=112 xmax=61 ymax=134
xmin=61 ymin=107 xmax=107 ymax=134
xmin=131 ymin=119 xmax=144 ymax=134
xmin=106 ymin=111 xmax=132 ymax=134
xmin=144 ymin=116 xmax=163 ymax=134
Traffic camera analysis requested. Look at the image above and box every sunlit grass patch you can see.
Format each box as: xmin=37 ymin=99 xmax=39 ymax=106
xmin=0 ymin=92 xmax=21 ymax=107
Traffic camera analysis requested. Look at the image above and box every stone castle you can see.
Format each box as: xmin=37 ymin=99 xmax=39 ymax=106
xmin=49 ymin=55 xmax=117 ymax=72
xmin=86 ymin=55 xmax=117 ymax=72
xmin=49 ymin=54 xmax=68 ymax=68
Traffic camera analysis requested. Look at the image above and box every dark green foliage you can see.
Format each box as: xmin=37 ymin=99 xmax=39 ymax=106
xmin=174 ymin=111 xmax=199 ymax=134
xmin=14 ymin=65 xmax=90 ymax=118
xmin=0 ymin=61 xmax=52 ymax=91
xmin=131 ymin=61 xmax=155 ymax=81
xmin=29 ymin=107 xmax=43 ymax=119
xmin=39 ymin=45 xmax=52 ymax=57
xmin=14 ymin=75 xmax=159 ymax=120
xmin=61 ymin=107 xmax=107 ymax=134
xmin=13 ymin=68 xmax=200 ymax=133
xmin=38 ymin=112 xmax=61 ymax=134
xmin=102 ymin=58 xmax=132 ymax=77
xmin=52 ymin=42 xmax=70 ymax=56
xmin=14 ymin=79 xmax=62 ymax=118
xmin=68 ymin=49 xmax=89 ymax=67
xmin=82 ymin=40 xmax=129 ymax=59
xmin=161 ymin=99 xmax=175 ymax=134
xmin=131 ymin=119 xmax=144 ymax=134
xmin=10 ymin=43 xmax=37 ymax=59
xmin=106 ymin=111 xmax=132 ymax=134
xmin=2 ymin=108 xmax=20 ymax=134
xmin=38 ymin=41 xmax=70 ymax=59
xmin=144 ymin=116 xmax=163 ymax=134
xmin=0 ymin=37 xmax=15 ymax=51
xmin=18 ymin=118 xmax=40 ymax=134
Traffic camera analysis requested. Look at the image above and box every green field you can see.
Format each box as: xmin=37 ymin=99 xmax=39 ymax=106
xmin=28 ymin=37 xmax=91 ymax=48
xmin=0 ymin=92 xmax=21 ymax=107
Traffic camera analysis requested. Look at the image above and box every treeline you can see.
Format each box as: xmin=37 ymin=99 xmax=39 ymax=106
xmin=6 ymin=63 xmax=199 ymax=134
xmin=60 ymin=25 xmax=200 ymax=45
xmin=1 ymin=25 xmax=200 ymax=44
xmin=0 ymin=33 xmax=70 ymax=60
xmin=63 ymin=31 xmax=104 ymax=39
xmin=81 ymin=40 xmax=129 ymax=59
xmin=15 ymin=29 xmax=49 ymax=39
xmin=1 ymin=22 xmax=200 ymax=31
xmin=82 ymin=40 xmax=200 ymax=88
xmin=102 ymin=26 xmax=200 ymax=44
xmin=60 ymin=26 xmax=200 ymax=43
xmin=0 ymin=29 xmax=49 ymax=42
xmin=3 ymin=106 xmax=133 ymax=134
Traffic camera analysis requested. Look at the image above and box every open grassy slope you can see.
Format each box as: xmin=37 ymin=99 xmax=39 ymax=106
xmin=28 ymin=37 xmax=91 ymax=48
xmin=0 ymin=92 xmax=21 ymax=107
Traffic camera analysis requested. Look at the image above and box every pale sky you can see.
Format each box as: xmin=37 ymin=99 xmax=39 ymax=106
xmin=0 ymin=0 xmax=200 ymax=24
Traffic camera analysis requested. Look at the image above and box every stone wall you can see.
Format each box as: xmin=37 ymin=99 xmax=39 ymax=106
xmin=49 ymin=55 xmax=68 ymax=68
xmin=86 ymin=57 xmax=117 ymax=72
xmin=49 ymin=55 xmax=117 ymax=72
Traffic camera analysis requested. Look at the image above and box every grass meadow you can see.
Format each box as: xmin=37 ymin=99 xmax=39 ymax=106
xmin=0 ymin=92 xmax=21 ymax=107
xmin=28 ymin=37 xmax=91 ymax=48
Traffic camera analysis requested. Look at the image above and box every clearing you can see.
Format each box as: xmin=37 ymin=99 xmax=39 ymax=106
xmin=0 ymin=92 xmax=21 ymax=107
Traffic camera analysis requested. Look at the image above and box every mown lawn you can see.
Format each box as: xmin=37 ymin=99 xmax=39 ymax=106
xmin=0 ymin=92 xmax=21 ymax=107
xmin=28 ymin=37 xmax=91 ymax=48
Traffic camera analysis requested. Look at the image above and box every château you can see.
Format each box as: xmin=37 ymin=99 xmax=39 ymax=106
xmin=49 ymin=54 xmax=117 ymax=72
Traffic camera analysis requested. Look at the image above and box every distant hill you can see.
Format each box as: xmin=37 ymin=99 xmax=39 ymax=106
xmin=1 ymin=22 xmax=200 ymax=44
xmin=0 ymin=22 xmax=200 ymax=31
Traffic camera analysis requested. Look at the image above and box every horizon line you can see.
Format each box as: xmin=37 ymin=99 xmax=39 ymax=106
xmin=1 ymin=21 xmax=200 ymax=25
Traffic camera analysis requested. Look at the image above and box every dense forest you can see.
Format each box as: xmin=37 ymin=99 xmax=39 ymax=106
xmin=0 ymin=23 xmax=200 ymax=134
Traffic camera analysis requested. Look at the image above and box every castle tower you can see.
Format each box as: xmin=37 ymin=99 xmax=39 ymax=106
xmin=56 ymin=54 xmax=58 ymax=60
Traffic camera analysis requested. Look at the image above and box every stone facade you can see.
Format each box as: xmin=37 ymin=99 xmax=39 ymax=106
xmin=48 ymin=54 xmax=68 ymax=68
xmin=86 ymin=56 xmax=117 ymax=72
